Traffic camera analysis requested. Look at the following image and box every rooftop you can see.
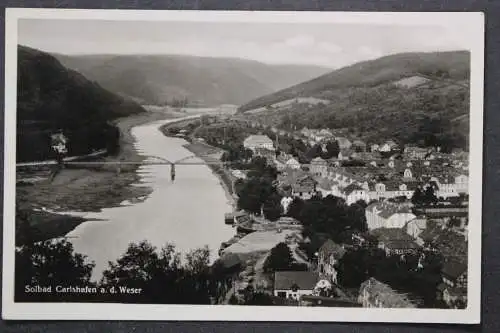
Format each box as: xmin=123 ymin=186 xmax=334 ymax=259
xmin=359 ymin=278 xmax=416 ymax=308
xmin=319 ymin=239 xmax=347 ymax=259
xmin=442 ymin=260 xmax=468 ymax=280
xmin=244 ymin=135 xmax=273 ymax=144
xmin=274 ymin=271 xmax=319 ymax=291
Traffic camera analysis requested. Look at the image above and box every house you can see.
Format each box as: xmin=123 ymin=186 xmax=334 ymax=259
xmin=317 ymin=240 xmax=346 ymax=284
xmin=404 ymin=146 xmax=429 ymax=160
xmin=243 ymin=135 xmax=274 ymax=152
xmin=404 ymin=217 xmax=427 ymax=242
xmin=254 ymin=147 xmax=276 ymax=160
xmin=358 ymin=278 xmax=417 ymax=308
xmin=291 ymin=175 xmax=318 ymax=200
xmin=442 ymin=260 xmax=468 ymax=289
xmin=367 ymin=181 xmax=418 ymax=201
xmin=442 ymin=287 xmax=467 ymax=309
xmin=225 ymin=211 xmax=248 ymax=225
xmin=316 ymin=178 xmax=338 ymax=197
xmin=310 ymin=157 xmax=329 ymax=177
xmin=352 ymin=140 xmax=367 ymax=152
xmin=50 ymin=132 xmax=68 ymax=154
xmin=273 ymin=271 xmax=318 ymax=301
xmin=365 ymin=202 xmax=416 ymax=230
xmin=379 ymin=140 xmax=398 ymax=153
xmin=439 ymin=260 xmax=468 ymax=308
xmin=286 ymin=157 xmax=301 ymax=170
xmin=370 ymin=144 xmax=380 ymax=152
xmin=338 ymin=149 xmax=355 ymax=160
xmin=300 ymin=295 xmax=362 ymax=307
xmin=371 ymin=228 xmax=421 ymax=256
xmin=336 ymin=137 xmax=352 ymax=149
xmin=342 ymin=183 xmax=370 ymax=205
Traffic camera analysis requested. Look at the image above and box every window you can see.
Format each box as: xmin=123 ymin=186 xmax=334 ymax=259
xmin=277 ymin=292 xmax=286 ymax=298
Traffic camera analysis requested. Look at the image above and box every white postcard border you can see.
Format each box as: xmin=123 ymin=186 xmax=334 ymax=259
xmin=2 ymin=8 xmax=485 ymax=323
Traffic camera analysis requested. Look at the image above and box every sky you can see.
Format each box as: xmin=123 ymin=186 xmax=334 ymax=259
xmin=18 ymin=18 xmax=471 ymax=69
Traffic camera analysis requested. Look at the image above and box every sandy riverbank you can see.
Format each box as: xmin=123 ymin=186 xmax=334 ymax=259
xmin=16 ymin=110 xmax=182 ymax=245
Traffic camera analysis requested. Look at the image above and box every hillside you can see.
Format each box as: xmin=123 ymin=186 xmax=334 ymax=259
xmin=238 ymin=51 xmax=470 ymax=151
xmin=53 ymin=54 xmax=330 ymax=107
xmin=17 ymin=45 xmax=146 ymax=162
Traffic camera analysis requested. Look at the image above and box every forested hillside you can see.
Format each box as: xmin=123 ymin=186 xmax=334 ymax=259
xmin=239 ymin=51 xmax=470 ymax=151
xmin=17 ymin=45 xmax=145 ymax=162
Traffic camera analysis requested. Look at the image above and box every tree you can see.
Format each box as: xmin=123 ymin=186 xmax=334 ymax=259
xmin=237 ymin=177 xmax=275 ymax=215
xmin=15 ymin=240 xmax=95 ymax=301
xmin=101 ymin=241 xmax=214 ymax=304
xmin=348 ymin=202 xmax=368 ymax=233
xmin=411 ymin=187 xmax=424 ymax=206
xmin=305 ymin=144 xmax=323 ymax=161
xmin=243 ymin=291 xmax=275 ymax=305
xmin=336 ymin=248 xmax=376 ymax=288
xmin=264 ymin=242 xmax=294 ymax=273
xmin=262 ymin=193 xmax=283 ymax=221
xmin=424 ymin=185 xmax=438 ymax=205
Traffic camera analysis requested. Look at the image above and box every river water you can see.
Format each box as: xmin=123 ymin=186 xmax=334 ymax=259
xmin=65 ymin=116 xmax=235 ymax=281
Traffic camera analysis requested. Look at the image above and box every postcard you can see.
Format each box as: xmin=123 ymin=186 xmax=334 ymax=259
xmin=2 ymin=8 xmax=484 ymax=323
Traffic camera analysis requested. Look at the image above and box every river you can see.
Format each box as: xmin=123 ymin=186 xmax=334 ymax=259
xmin=65 ymin=116 xmax=235 ymax=281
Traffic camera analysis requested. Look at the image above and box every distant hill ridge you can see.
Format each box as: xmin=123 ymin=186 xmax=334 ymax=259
xmin=17 ymin=45 xmax=146 ymax=162
xmin=53 ymin=53 xmax=331 ymax=107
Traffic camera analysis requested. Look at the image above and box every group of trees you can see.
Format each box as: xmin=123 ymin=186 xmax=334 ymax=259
xmin=15 ymin=240 xmax=230 ymax=304
xmin=411 ymin=185 xmax=439 ymax=206
xmin=263 ymin=242 xmax=308 ymax=273
xmin=235 ymin=157 xmax=282 ymax=221
xmin=304 ymin=141 xmax=340 ymax=161
xmin=220 ymin=144 xmax=254 ymax=164
xmin=287 ymin=196 xmax=368 ymax=245
xmin=336 ymin=247 xmax=444 ymax=307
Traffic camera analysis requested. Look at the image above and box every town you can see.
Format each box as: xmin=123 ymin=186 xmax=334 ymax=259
xmin=167 ymin=114 xmax=469 ymax=309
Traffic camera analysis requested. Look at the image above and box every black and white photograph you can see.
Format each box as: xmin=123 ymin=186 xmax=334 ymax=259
xmin=2 ymin=9 xmax=484 ymax=323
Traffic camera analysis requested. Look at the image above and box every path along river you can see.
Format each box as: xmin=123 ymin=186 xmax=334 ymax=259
xmin=65 ymin=116 xmax=235 ymax=281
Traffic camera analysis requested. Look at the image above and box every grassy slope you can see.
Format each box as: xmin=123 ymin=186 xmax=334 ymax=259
xmin=54 ymin=53 xmax=331 ymax=106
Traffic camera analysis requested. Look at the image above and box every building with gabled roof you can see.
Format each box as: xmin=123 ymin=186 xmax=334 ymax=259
xmin=371 ymin=228 xmax=421 ymax=256
xmin=243 ymin=135 xmax=274 ymax=152
xmin=358 ymin=278 xmax=417 ymax=308
xmin=365 ymin=202 xmax=416 ymax=231
xmin=341 ymin=183 xmax=370 ymax=205
xmin=318 ymin=240 xmax=347 ymax=284
xmin=274 ymin=271 xmax=319 ymax=301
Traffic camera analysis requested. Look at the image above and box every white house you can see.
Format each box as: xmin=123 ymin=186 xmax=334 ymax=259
xmin=405 ymin=217 xmax=427 ymax=243
xmin=286 ymin=157 xmax=301 ymax=170
xmin=243 ymin=135 xmax=274 ymax=152
xmin=358 ymin=278 xmax=417 ymax=308
xmin=273 ymin=271 xmax=318 ymax=301
xmin=341 ymin=183 xmax=370 ymax=205
xmin=336 ymin=137 xmax=352 ymax=149
xmin=365 ymin=201 xmax=416 ymax=231
xmin=379 ymin=140 xmax=398 ymax=153
xmin=310 ymin=157 xmax=329 ymax=177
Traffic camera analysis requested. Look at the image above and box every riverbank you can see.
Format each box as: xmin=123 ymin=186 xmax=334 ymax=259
xmin=159 ymin=122 xmax=238 ymax=208
xmin=16 ymin=109 xmax=182 ymax=245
